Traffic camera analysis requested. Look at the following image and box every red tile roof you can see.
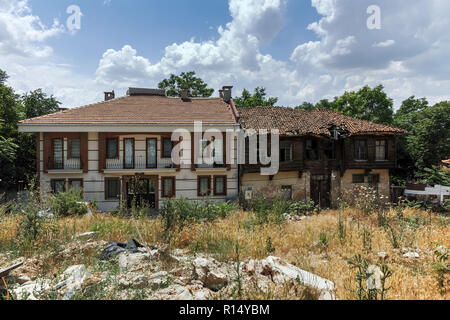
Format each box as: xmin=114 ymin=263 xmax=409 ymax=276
xmin=20 ymin=95 xmax=238 ymax=125
xmin=238 ymin=107 xmax=407 ymax=136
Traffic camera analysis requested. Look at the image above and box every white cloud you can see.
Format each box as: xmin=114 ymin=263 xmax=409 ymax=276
xmin=372 ymin=40 xmax=395 ymax=48
xmin=0 ymin=0 xmax=65 ymax=57
xmin=2 ymin=0 xmax=450 ymax=110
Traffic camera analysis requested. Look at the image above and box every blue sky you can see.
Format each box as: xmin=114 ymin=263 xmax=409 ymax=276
xmin=1 ymin=0 xmax=450 ymax=109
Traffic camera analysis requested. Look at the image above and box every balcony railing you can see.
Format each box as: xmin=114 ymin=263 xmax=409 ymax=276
xmin=105 ymin=156 xmax=176 ymax=170
xmin=48 ymin=158 xmax=82 ymax=170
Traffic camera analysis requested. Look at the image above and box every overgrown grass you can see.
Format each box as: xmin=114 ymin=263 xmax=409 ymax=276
xmin=1 ymin=195 xmax=449 ymax=299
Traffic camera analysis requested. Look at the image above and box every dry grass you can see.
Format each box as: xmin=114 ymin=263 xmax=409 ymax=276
xmin=0 ymin=207 xmax=449 ymax=300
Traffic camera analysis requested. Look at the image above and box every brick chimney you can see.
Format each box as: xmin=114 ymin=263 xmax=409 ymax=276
xmin=222 ymin=86 xmax=233 ymax=103
xmin=104 ymin=90 xmax=115 ymax=101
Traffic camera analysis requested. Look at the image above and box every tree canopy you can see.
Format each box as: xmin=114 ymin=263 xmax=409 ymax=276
xmin=0 ymin=69 xmax=60 ymax=190
xmin=234 ymin=87 xmax=278 ymax=108
xmin=314 ymin=85 xmax=394 ymax=125
xmin=158 ymin=71 xmax=214 ymax=98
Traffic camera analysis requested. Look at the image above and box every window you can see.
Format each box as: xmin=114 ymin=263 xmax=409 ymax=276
xmin=69 ymin=179 xmax=83 ymax=190
xmin=68 ymin=138 xmax=81 ymax=159
xmin=147 ymin=138 xmax=157 ymax=168
xmin=280 ymin=142 xmax=293 ymax=162
xmin=281 ymin=186 xmax=293 ymax=200
xmin=352 ymin=174 xmax=365 ymax=183
xmin=306 ymin=139 xmax=318 ymax=160
xmin=123 ymin=138 xmax=135 ymax=169
xmin=52 ymin=138 xmax=64 ymax=169
xmin=162 ymin=177 xmax=175 ymax=198
xmin=324 ymin=140 xmax=335 ymax=160
xmin=376 ymin=140 xmax=387 ymax=161
xmin=105 ymin=178 xmax=120 ymax=200
xmin=198 ymin=176 xmax=211 ymax=197
xmin=162 ymin=138 xmax=173 ymax=158
xmin=106 ymin=138 xmax=119 ymax=159
xmin=214 ymin=176 xmax=227 ymax=196
xmin=354 ymin=140 xmax=368 ymax=161
xmin=213 ymin=138 xmax=224 ymax=165
xmin=51 ymin=179 xmax=65 ymax=194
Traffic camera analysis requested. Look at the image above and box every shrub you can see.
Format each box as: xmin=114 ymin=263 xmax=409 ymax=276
xmin=289 ymin=200 xmax=317 ymax=215
xmin=160 ymin=198 xmax=238 ymax=235
xmin=48 ymin=189 xmax=89 ymax=217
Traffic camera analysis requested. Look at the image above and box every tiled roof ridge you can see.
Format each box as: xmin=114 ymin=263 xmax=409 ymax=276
xmin=19 ymin=95 xmax=129 ymax=123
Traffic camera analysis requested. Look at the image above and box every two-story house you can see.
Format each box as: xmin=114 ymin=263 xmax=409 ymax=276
xmin=18 ymin=87 xmax=240 ymax=212
xmin=238 ymin=107 xmax=406 ymax=208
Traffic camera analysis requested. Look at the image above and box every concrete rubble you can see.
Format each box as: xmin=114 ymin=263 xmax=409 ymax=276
xmin=5 ymin=239 xmax=338 ymax=300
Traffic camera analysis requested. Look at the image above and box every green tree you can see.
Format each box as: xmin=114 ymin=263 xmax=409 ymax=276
xmin=234 ymin=87 xmax=278 ymax=108
xmin=295 ymin=102 xmax=315 ymax=110
xmin=158 ymin=71 xmax=214 ymax=97
xmin=316 ymin=85 xmax=394 ymax=125
xmin=0 ymin=69 xmax=61 ymax=190
xmin=404 ymin=101 xmax=450 ymax=170
xmin=21 ymin=89 xmax=60 ymax=119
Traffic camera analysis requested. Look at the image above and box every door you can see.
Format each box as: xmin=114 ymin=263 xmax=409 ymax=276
xmin=126 ymin=176 xmax=157 ymax=209
xmin=311 ymin=175 xmax=331 ymax=208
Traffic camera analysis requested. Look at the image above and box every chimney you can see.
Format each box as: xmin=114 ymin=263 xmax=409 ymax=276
xmin=219 ymin=89 xmax=224 ymax=99
xmin=181 ymin=88 xmax=190 ymax=101
xmin=104 ymin=90 xmax=115 ymax=101
xmin=222 ymin=86 xmax=233 ymax=103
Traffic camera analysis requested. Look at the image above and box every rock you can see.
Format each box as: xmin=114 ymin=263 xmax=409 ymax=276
xmin=131 ymin=275 xmax=148 ymax=289
xmin=118 ymin=279 xmax=131 ymax=289
xmin=366 ymin=265 xmax=384 ymax=290
xmin=118 ymin=252 xmax=153 ymax=271
xmin=14 ymin=275 xmax=31 ymax=285
xmin=151 ymin=278 xmax=164 ymax=290
xmin=246 ymin=260 xmax=256 ymax=274
xmin=403 ymin=252 xmax=420 ymax=258
xmin=13 ymin=279 xmax=52 ymax=300
xmin=192 ymin=288 xmax=212 ymax=300
xmin=148 ymin=271 xmax=168 ymax=280
xmin=258 ymin=256 xmax=336 ymax=300
xmin=72 ymin=231 xmax=98 ymax=240
xmin=56 ymin=265 xmax=90 ymax=300
xmin=156 ymin=285 xmax=193 ymax=300
xmin=193 ymin=257 xmax=228 ymax=291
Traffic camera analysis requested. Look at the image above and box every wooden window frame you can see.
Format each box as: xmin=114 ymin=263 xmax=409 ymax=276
xmin=105 ymin=178 xmax=120 ymax=200
xmin=52 ymin=138 xmax=64 ymax=169
xmin=280 ymin=142 xmax=293 ymax=163
xmin=213 ymin=176 xmax=227 ymax=196
xmin=352 ymin=174 xmax=365 ymax=184
xmin=67 ymin=138 xmax=81 ymax=159
xmin=354 ymin=139 xmax=368 ymax=161
xmin=123 ymin=138 xmax=135 ymax=169
xmin=161 ymin=177 xmax=176 ymax=198
xmin=161 ymin=137 xmax=173 ymax=159
xmin=106 ymin=138 xmax=119 ymax=159
xmin=146 ymin=138 xmax=158 ymax=169
xmin=375 ymin=139 xmax=388 ymax=161
xmin=198 ymin=176 xmax=212 ymax=197
xmin=305 ymin=139 xmax=319 ymax=161
xmin=51 ymin=179 xmax=66 ymax=194
xmin=69 ymin=179 xmax=84 ymax=189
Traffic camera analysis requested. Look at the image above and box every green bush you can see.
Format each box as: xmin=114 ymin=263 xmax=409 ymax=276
xmin=160 ymin=198 xmax=238 ymax=234
xmin=48 ymin=188 xmax=88 ymax=217
xmin=289 ymin=200 xmax=317 ymax=215
xmin=241 ymin=192 xmax=291 ymax=225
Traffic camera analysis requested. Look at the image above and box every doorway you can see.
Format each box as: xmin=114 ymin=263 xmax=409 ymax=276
xmin=310 ymin=175 xmax=331 ymax=209
xmin=125 ymin=176 xmax=157 ymax=209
